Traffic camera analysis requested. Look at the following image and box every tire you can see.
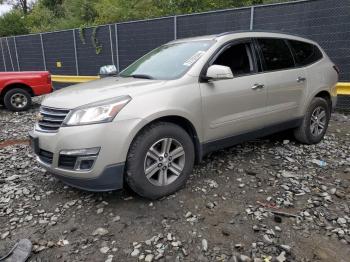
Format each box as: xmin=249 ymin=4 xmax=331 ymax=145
xmin=126 ymin=122 xmax=195 ymax=199
xmin=3 ymin=88 xmax=32 ymax=112
xmin=294 ymin=97 xmax=330 ymax=144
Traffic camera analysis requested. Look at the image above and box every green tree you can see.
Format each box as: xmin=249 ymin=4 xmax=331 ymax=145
xmin=0 ymin=0 xmax=29 ymax=14
xmin=0 ymin=0 xmax=297 ymax=35
xmin=63 ymin=0 xmax=98 ymax=24
xmin=0 ymin=9 xmax=29 ymax=36
xmin=26 ymin=4 xmax=56 ymax=33
xmin=41 ymin=0 xmax=64 ymax=16
xmin=94 ymin=0 xmax=162 ymax=24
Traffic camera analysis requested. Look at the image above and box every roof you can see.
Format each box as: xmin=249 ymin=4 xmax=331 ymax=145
xmin=168 ymin=30 xmax=315 ymax=45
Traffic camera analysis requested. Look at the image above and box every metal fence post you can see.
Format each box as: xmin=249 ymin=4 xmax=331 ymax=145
xmin=109 ymin=25 xmax=115 ymax=66
xmin=115 ymin=24 xmax=120 ymax=72
xmin=250 ymin=6 xmax=255 ymax=31
xmin=6 ymin=37 xmax=14 ymax=71
xmin=0 ymin=38 xmax=7 ymax=71
xmin=174 ymin=16 xmax=177 ymax=40
xmin=13 ymin=36 xmax=20 ymax=71
xmin=72 ymin=29 xmax=79 ymax=75
xmin=40 ymin=33 xmax=47 ymax=71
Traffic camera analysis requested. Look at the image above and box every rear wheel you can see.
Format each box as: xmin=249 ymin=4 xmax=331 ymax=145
xmin=294 ymin=97 xmax=330 ymax=144
xmin=126 ymin=122 xmax=195 ymax=199
xmin=3 ymin=88 xmax=32 ymax=112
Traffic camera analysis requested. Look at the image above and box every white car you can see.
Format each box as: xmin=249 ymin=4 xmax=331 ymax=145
xmin=29 ymin=31 xmax=338 ymax=199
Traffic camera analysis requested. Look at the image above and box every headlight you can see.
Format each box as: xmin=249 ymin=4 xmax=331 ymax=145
xmin=64 ymin=96 xmax=131 ymax=126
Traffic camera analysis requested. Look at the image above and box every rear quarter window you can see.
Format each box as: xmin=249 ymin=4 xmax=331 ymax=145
xmin=257 ymin=38 xmax=295 ymax=72
xmin=288 ymin=40 xmax=323 ymax=66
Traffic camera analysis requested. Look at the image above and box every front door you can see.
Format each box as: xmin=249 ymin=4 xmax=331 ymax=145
xmin=200 ymin=41 xmax=268 ymax=142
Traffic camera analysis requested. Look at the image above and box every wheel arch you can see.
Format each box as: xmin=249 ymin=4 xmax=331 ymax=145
xmin=314 ymin=90 xmax=332 ymax=110
xmin=127 ymin=115 xmax=203 ymax=164
xmin=0 ymin=83 xmax=34 ymax=101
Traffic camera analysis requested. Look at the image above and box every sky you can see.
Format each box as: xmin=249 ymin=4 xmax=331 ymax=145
xmin=0 ymin=0 xmax=36 ymax=15
xmin=0 ymin=4 xmax=12 ymax=15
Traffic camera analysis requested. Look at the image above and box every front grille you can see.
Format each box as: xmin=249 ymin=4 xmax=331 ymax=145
xmin=39 ymin=149 xmax=53 ymax=165
xmin=37 ymin=106 xmax=70 ymax=132
xmin=58 ymin=155 xmax=77 ymax=170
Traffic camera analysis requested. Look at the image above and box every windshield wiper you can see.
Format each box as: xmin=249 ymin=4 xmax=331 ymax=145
xmin=130 ymin=74 xmax=154 ymax=80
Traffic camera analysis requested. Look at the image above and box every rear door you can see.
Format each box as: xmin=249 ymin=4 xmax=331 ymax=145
xmin=255 ymin=38 xmax=306 ymax=124
xmin=199 ymin=39 xmax=268 ymax=142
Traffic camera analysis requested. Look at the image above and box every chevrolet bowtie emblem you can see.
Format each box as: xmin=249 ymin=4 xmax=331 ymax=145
xmin=36 ymin=113 xmax=44 ymax=122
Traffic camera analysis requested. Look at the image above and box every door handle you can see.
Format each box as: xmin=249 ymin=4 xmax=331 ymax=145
xmin=297 ymin=76 xmax=306 ymax=83
xmin=251 ymin=83 xmax=265 ymax=90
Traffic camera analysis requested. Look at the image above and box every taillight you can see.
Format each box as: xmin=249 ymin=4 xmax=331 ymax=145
xmin=47 ymin=74 xmax=51 ymax=84
xmin=333 ymin=65 xmax=340 ymax=76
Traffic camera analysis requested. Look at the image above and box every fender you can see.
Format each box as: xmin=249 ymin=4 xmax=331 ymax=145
xmin=0 ymin=80 xmax=32 ymax=95
xmin=117 ymin=110 xmax=203 ymax=164
xmin=298 ymin=86 xmax=333 ymax=117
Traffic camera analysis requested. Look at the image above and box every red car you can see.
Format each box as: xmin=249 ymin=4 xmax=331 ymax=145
xmin=0 ymin=71 xmax=53 ymax=111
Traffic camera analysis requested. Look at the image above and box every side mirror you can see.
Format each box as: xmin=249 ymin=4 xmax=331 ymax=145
xmin=205 ymin=65 xmax=233 ymax=80
xmin=99 ymin=65 xmax=117 ymax=77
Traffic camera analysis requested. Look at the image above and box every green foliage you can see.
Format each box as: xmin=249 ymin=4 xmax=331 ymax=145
xmin=41 ymin=0 xmax=64 ymax=16
xmin=0 ymin=10 xmax=29 ymax=37
xmin=0 ymin=0 xmax=295 ymax=36
xmin=91 ymin=26 xmax=102 ymax=55
xmin=79 ymin=26 xmax=87 ymax=44
xmin=26 ymin=5 xmax=56 ymax=33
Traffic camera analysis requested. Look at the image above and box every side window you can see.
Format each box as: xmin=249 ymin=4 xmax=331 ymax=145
xmin=257 ymin=38 xmax=295 ymax=71
xmin=288 ymin=40 xmax=323 ymax=66
xmin=212 ymin=43 xmax=255 ymax=76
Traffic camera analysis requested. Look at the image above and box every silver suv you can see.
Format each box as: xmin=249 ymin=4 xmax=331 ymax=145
xmin=29 ymin=31 xmax=338 ymax=199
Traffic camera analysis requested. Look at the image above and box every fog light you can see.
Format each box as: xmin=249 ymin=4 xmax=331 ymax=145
xmin=58 ymin=147 xmax=100 ymax=171
xmin=80 ymin=159 xmax=94 ymax=170
xmin=60 ymin=147 xmax=100 ymax=156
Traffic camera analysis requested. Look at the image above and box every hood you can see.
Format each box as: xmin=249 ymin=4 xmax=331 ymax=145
xmin=42 ymin=77 xmax=166 ymax=109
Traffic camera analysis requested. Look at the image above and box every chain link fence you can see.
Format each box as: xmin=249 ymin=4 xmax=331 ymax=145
xmin=0 ymin=0 xmax=349 ymax=108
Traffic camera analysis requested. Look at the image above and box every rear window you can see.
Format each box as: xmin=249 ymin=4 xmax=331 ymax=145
xmin=288 ymin=40 xmax=323 ymax=66
xmin=257 ymin=38 xmax=295 ymax=71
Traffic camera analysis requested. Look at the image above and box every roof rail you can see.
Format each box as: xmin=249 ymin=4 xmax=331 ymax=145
xmin=216 ymin=30 xmax=305 ymax=39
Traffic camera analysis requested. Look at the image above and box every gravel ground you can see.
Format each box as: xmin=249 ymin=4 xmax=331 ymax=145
xmin=0 ymin=100 xmax=350 ymax=262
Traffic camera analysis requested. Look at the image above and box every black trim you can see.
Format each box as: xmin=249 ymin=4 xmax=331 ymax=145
xmin=287 ymin=39 xmax=323 ymax=68
xmin=28 ymin=131 xmax=39 ymax=155
xmin=254 ymin=37 xmax=296 ymax=73
xmin=284 ymin=39 xmax=297 ymax=66
xmin=252 ymin=37 xmax=324 ymax=74
xmin=199 ymin=38 xmax=257 ymax=83
xmin=51 ymin=163 xmax=125 ymax=192
xmin=201 ymin=118 xmax=302 ymax=156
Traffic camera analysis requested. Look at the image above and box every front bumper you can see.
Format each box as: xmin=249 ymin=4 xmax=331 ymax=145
xmin=29 ymin=118 xmax=143 ymax=191
xmin=37 ymin=156 xmax=125 ymax=191
xmin=331 ymin=95 xmax=337 ymax=112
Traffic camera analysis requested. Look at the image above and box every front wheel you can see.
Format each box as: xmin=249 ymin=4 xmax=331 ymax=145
xmin=294 ymin=97 xmax=330 ymax=144
xmin=3 ymin=88 xmax=32 ymax=112
xmin=126 ymin=122 xmax=195 ymax=199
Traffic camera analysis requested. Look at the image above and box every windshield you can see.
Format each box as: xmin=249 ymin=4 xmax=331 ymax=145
xmin=119 ymin=40 xmax=215 ymax=80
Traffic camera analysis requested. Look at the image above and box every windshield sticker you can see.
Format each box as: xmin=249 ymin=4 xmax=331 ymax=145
xmin=183 ymin=51 xmax=206 ymax=67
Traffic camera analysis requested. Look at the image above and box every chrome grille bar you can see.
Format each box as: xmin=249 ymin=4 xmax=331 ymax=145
xmin=37 ymin=106 xmax=70 ymax=132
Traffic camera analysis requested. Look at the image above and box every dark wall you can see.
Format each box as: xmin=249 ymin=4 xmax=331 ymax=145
xmin=118 ymin=18 xmax=174 ymax=70
xmin=42 ymin=31 xmax=76 ymax=75
xmin=75 ymin=25 xmax=115 ymax=75
xmin=0 ymin=0 xmax=349 ymax=82
xmin=0 ymin=37 xmax=19 ymax=71
xmin=15 ymin=34 xmax=45 ymax=71
xmin=254 ymin=0 xmax=350 ymax=81
xmin=177 ymin=8 xmax=251 ymax=38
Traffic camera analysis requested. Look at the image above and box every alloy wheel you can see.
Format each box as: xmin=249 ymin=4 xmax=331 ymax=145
xmin=310 ymin=106 xmax=327 ymax=136
xmin=144 ymin=138 xmax=186 ymax=186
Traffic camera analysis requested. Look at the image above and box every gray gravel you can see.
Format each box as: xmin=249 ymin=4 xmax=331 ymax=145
xmin=0 ymin=102 xmax=349 ymax=261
